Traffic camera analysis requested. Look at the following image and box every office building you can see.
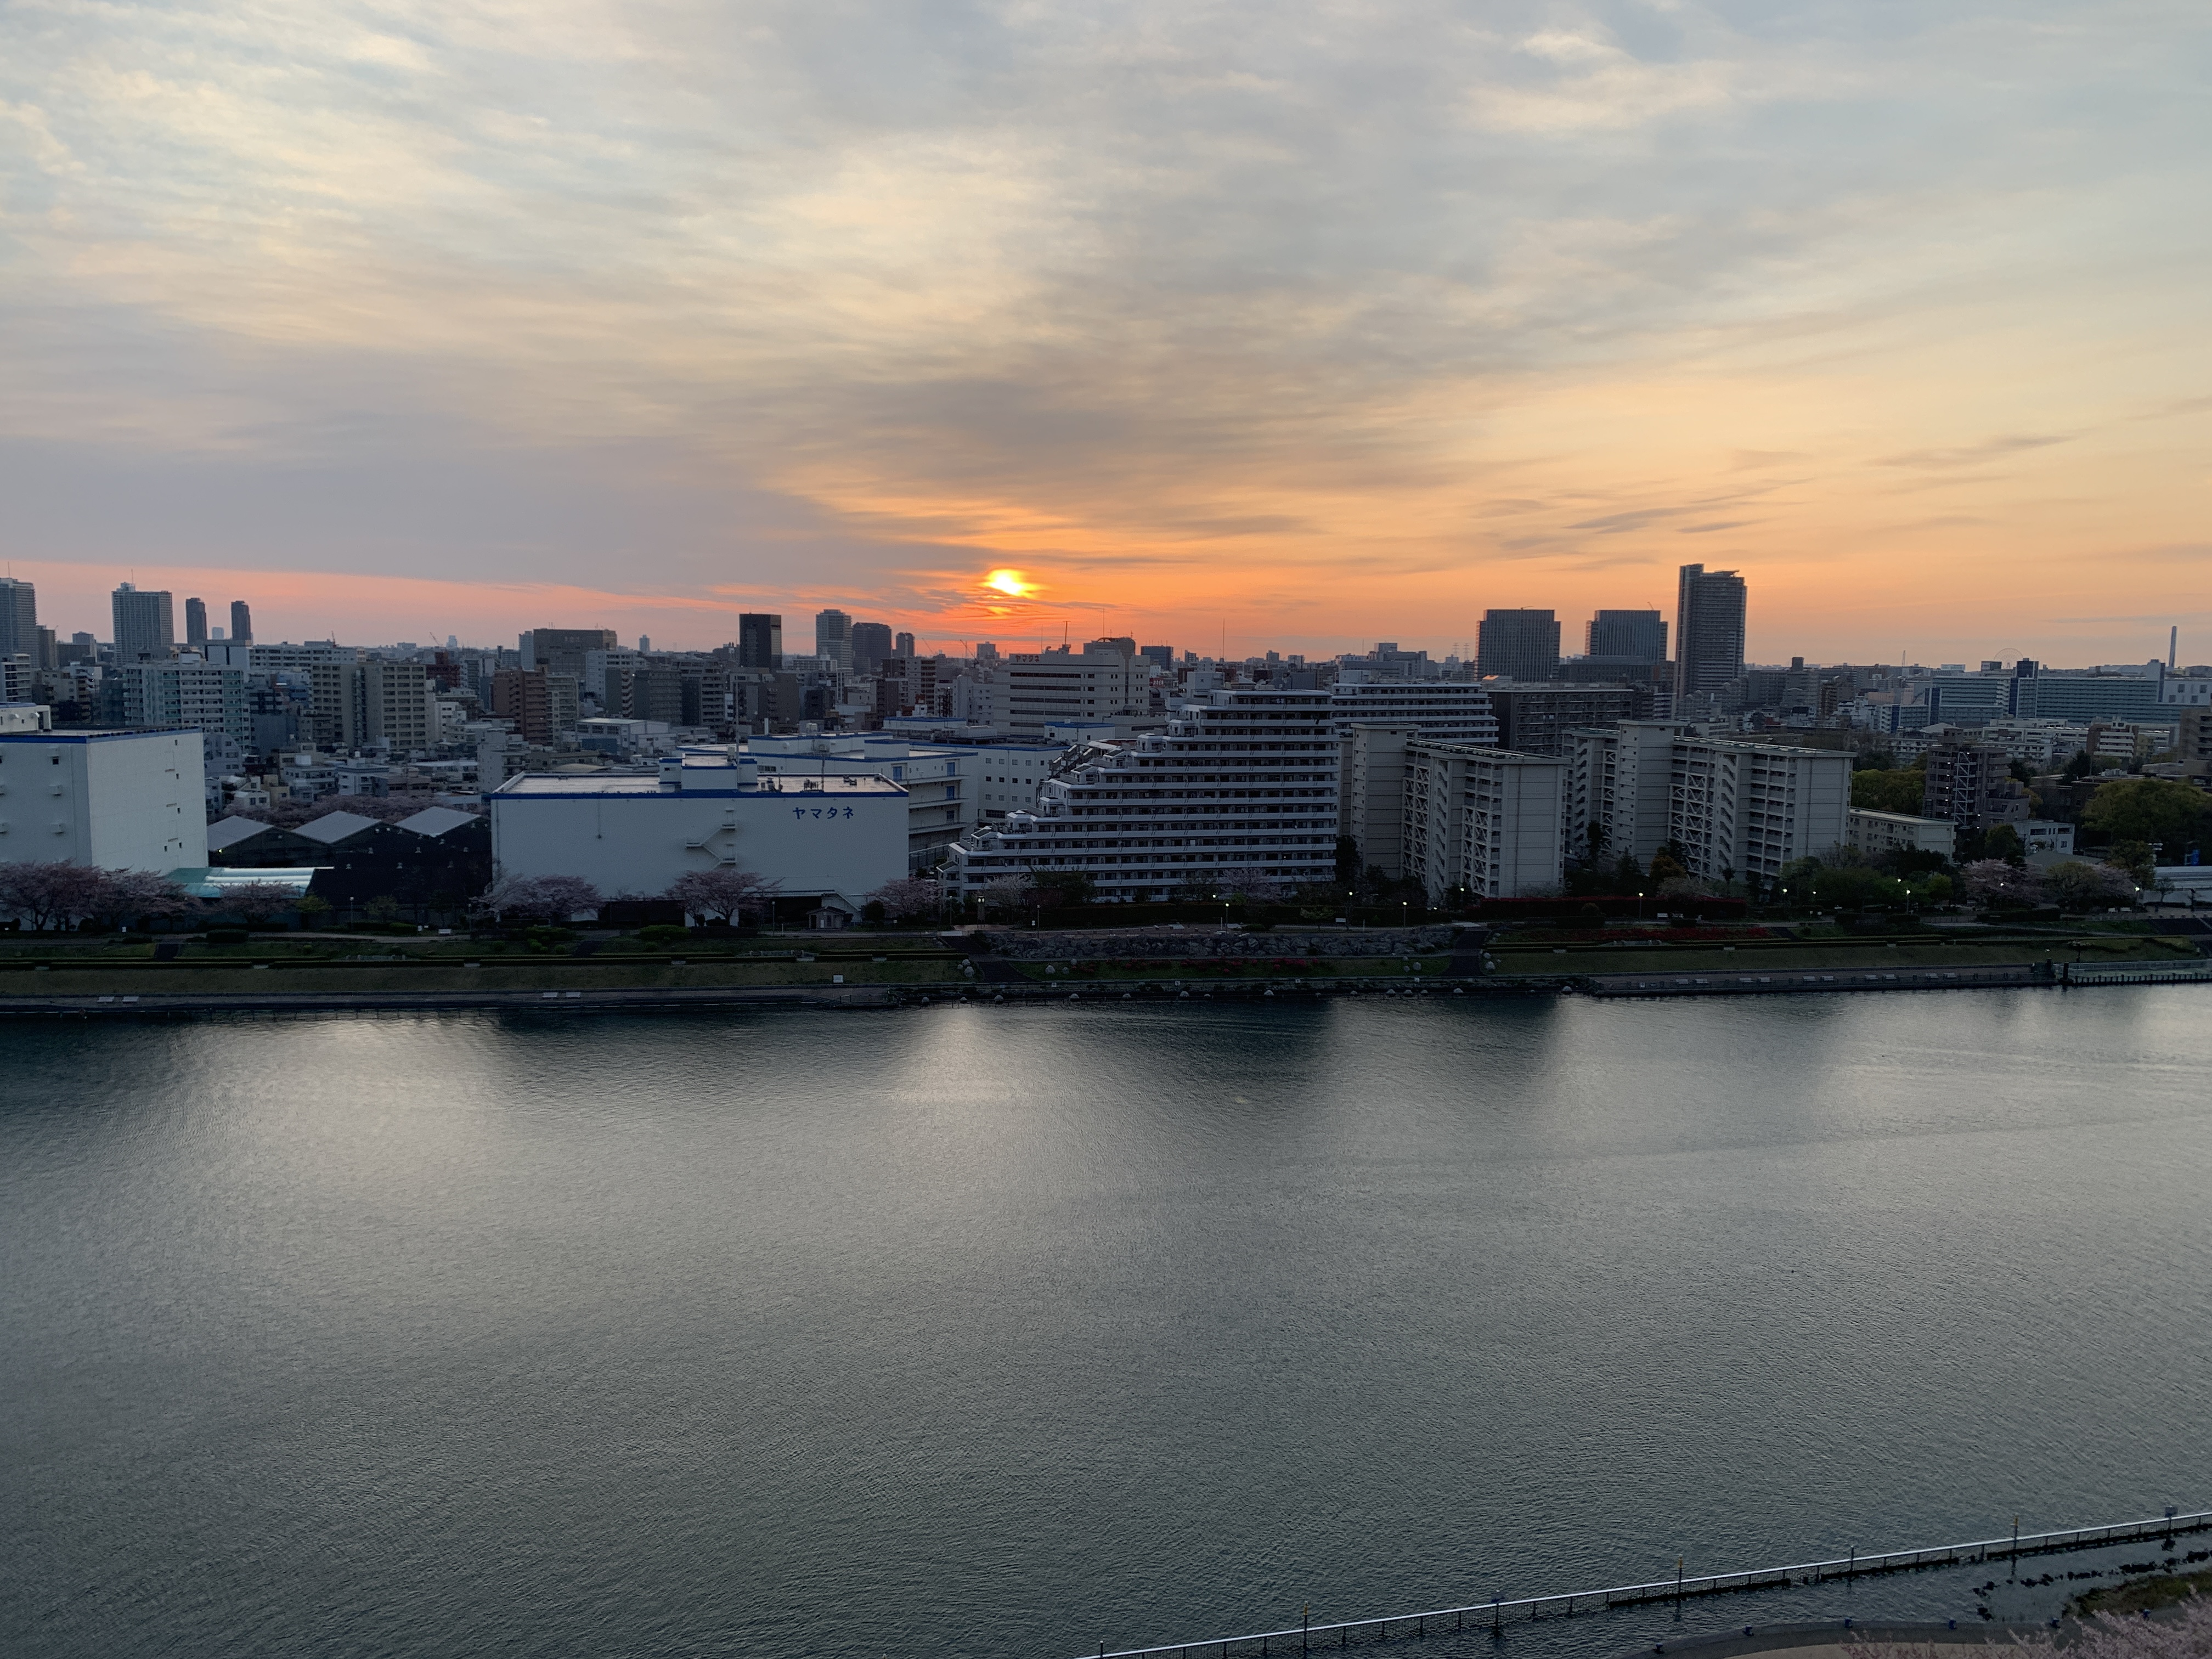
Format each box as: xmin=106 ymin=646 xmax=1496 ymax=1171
xmin=489 ymin=751 xmax=906 ymax=916
xmin=1400 ymin=741 xmax=1567 ymax=901
xmin=737 ymin=614 xmax=784 ymax=669
xmin=117 ymin=661 xmax=252 ymax=745
xmin=850 ymin=622 xmax=893 ymax=673
xmin=0 ymin=727 xmax=207 ymax=873
xmin=184 ymin=597 xmax=208 ymax=646
xmin=1476 ymin=609 xmax=1561 ymax=682
xmin=1673 ymin=564 xmax=1747 ymax=699
xmin=949 ymin=688 xmax=1338 ymax=901
xmin=0 ymin=578 xmax=36 ymax=659
xmin=815 ymin=609 xmax=854 ymax=673
xmin=520 ymin=628 xmax=618 ymax=681
xmin=1485 ymin=684 xmax=1643 ymax=756
xmin=112 ymin=583 xmax=176 ymax=664
xmin=229 ymin=600 xmax=253 ymax=644
xmin=490 ymin=667 xmax=582 ymax=745
xmin=1328 ymin=679 xmax=1497 ymax=745
xmin=1586 ymin=610 xmax=1667 ymax=662
xmin=1002 ymin=642 xmax=1147 ymax=736
xmin=894 ymin=631 xmax=917 ymax=658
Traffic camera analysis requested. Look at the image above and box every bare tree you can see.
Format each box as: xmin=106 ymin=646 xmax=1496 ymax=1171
xmin=475 ymin=874 xmax=605 ymax=925
xmin=667 ymin=866 xmax=779 ymax=924
xmin=866 ymin=875 xmax=942 ymax=921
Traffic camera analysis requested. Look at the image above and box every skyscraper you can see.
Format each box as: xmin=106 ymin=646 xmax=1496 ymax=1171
xmin=229 ymin=600 xmax=253 ymax=644
xmin=112 ymin=583 xmax=176 ymax=664
xmin=1475 ymin=609 xmax=1561 ymax=682
xmin=894 ymin=631 xmax=916 ymax=658
xmin=850 ymin=620 xmax=893 ymax=672
xmin=815 ymin=608 xmax=853 ymax=672
xmin=0 ymin=577 xmax=35 ymax=659
xmin=1673 ymin=565 xmax=1748 ymax=699
xmin=1585 ymin=609 xmax=1667 ymax=662
xmin=184 ymin=597 xmax=209 ymax=646
xmin=737 ymin=613 xmax=784 ymax=669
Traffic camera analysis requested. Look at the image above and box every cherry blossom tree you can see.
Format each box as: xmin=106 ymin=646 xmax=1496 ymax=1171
xmin=865 ymin=876 xmax=943 ymax=921
xmin=475 ymin=874 xmax=604 ymax=925
xmin=666 ymin=866 xmax=779 ymax=924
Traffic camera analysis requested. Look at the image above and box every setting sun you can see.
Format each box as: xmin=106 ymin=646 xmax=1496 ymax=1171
xmin=983 ymin=568 xmax=1039 ymax=599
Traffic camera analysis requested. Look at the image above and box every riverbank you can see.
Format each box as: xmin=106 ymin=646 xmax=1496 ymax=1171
xmin=0 ymin=923 xmax=2200 ymax=1014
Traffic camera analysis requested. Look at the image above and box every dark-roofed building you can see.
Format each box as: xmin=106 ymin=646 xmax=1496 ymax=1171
xmin=309 ymin=806 xmax=492 ymax=919
xmin=206 ymin=815 xmax=334 ymax=868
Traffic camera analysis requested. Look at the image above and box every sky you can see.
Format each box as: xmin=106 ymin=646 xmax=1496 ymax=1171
xmin=3 ymin=0 xmax=2208 ymax=664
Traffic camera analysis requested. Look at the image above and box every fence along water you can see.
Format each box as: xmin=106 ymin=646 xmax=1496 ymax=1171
xmin=1080 ymin=1508 xmax=2211 ymax=1659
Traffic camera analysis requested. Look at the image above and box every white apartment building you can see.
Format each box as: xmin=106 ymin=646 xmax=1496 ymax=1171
xmin=1846 ymin=808 xmax=1956 ymax=861
xmin=0 ymin=727 xmax=207 ymax=873
xmin=1563 ymin=720 xmax=1686 ymax=866
xmin=947 ymin=688 xmax=1338 ymax=900
xmin=1671 ymin=738 xmax=1852 ymax=884
xmin=1401 ymin=741 xmax=1566 ymax=902
xmin=1976 ymin=719 xmax=2089 ymax=769
xmin=1566 ymin=724 xmax=1850 ymax=884
xmin=489 ymin=750 xmax=905 ymax=912
xmin=1338 ymin=723 xmax=1414 ymax=878
xmin=1329 ymin=677 xmax=1497 ymax=745
xmin=1003 ymin=644 xmax=1147 ymax=736
xmin=971 ymin=744 xmax=1070 ymax=821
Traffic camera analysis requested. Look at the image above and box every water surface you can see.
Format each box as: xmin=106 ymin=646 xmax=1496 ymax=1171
xmin=4 ymin=990 xmax=2209 ymax=1657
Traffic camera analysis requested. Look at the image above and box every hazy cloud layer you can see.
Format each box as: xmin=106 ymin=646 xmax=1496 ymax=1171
xmin=3 ymin=0 xmax=2208 ymax=657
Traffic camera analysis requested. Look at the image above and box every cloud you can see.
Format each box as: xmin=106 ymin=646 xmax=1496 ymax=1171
xmin=1 ymin=0 xmax=2208 ymax=661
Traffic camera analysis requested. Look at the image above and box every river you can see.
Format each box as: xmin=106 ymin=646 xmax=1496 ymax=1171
xmin=4 ymin=989 xmax=2209 ymax=1657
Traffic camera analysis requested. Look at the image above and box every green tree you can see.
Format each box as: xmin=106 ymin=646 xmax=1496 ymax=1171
xmin=1648 ymin=848 xmax=1688 ymax=882
xmin=1984 ymin=823 xmax=2025 ymax=866
xmin=1612 ymin=853 xmax=1645 ymax=889
xmin=1812 ymin=864 xmax=1901 ymax=911
xmin=2062 ymin=749 xmax=2095 ymax=781
xmin=1851 ymin=768 xmax=1928 ymax=814
xmin=2083 ymin=777 xmax=2211 ymax=854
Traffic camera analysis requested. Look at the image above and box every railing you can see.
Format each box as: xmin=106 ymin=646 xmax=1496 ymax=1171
xmin=2064 ymin=960 xmax=2212 ymax=984
xmin=1080 ymin=1509 xmax=2211 ymax=1659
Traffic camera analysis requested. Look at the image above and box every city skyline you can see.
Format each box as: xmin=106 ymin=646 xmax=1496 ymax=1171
xmin=2 ymin=556 xmax=2203 ymax=670
xmin=4 ymin=5 xmax=2208 ymax=665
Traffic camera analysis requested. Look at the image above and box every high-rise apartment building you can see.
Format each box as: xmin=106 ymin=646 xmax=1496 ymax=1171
xmin=737 ymin=613 xmax=784 ymax=669
xmin=1485 ymin=684 xmax=1644 ymax=755
xmin=850 ymin=621 xmax=893 ymax=672
xmin=118 ymin=661 xmax=251 ymax=744
xmin=229 ymin=600 xmax=253 ymax=643
xmin=815 ymin=609 xmax=854 ymax=672
xmin=111 ymin=583 xmax=176 ymax=664
xmin=1475 ymin=609 xmax=1561 ymax=682
xmin=1922 ymin=741 xmax=2031 ymax=832
xmin=1673 ymin=565 xmax=1747 ymax=699
xmin=1400 ymin=741 xmax=1567 ymax=902
xmin=520 ymin=628 xmax=618 ymax=681
xmin=310 ymin=661 xmax=438 ymax=751
xmin=1585 ymin=610 xmax=1667 ymax=662
xmin=184 ymin=597 xmax=208 ymax=646
xmin=949 ymin=687 xmax=1338 ymax=901
xmin=1564 ymin=723 xmax=1849 ymax=885
xmin=894 ymin=631 xmax=917 ymax=658
xmin=1328 ymin=679 xmax=1497 ymax=746
xmin=0 ymin=578 xmax=36 ymax=660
